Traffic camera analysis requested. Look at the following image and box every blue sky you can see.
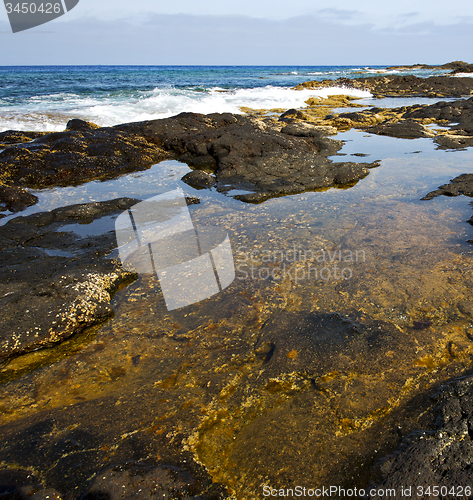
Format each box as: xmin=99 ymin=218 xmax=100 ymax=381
xmin=1 ymin=0 xmax=473 ymax=64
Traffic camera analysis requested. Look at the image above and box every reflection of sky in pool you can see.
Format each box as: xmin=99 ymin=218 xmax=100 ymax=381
xmin=2 ymin=108 xmax=473 ymax=498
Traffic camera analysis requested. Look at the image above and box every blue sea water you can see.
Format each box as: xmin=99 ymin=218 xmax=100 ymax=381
xmin=0 ymin=65 xmax=454 ymax=132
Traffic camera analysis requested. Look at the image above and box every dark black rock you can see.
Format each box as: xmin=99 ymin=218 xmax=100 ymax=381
xmin=65 ymin=119 xmax=100 ymax=132
xmin=296 ymin=75 xmax=473 ymax=98
xmin=254 ymin=311 xmax=421 ymax=378
xmin=370 ymin=375 xmax=473 ymax=498
xmin=0 ymin=396 xmax=227 ymax=500
xmin=182 ymin=170 xmax=216 ymax=189
xmin=365 ymin=120 xmax=434 ymax=139
xmin=422 ymin=173 xmax=473 ymax=200
xmin=0 ymin=184 xmax=38 ymax=212
xmin=0 ymin=122 xmax=169 ymax=215
xmin=116 ymin=112 xmax=380 ymax=203
xmin=80 ymin=462 xmax=226 ymax=500
xmin=0 ymin=198 xmax=139 ymax=361
xmin=279 ymin=108 xmax=309 ymax=122
xmin=0 ymin=130 xmax=49 ymax=146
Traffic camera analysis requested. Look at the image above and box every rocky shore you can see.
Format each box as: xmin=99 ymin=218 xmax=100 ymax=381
xmin=295 ymin=74 xmax=473 ymax=98
xmin=386 ymin=60 xmax=473 ymax=74
xmin=370 ymin=372 xmax=473 ymax=498
xmin=1 ymin=69 xmax=473 ymax=498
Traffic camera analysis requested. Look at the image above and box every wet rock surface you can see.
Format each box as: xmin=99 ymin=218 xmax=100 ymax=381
xmin=116 ymin=112 xmax=379 ymax=202
xmin=370 ymin=374 xmax=473 ymax=498
xmin=1 ymin=77 xmax=473 ymax=498
xmin=181 ymin=170 xmax=216 ymax=190
xmin=0 ymin=120 xmax=169 ymax=213
xmin=0 ymin=198 xmax=139 ymax=361
xmin=296 ymin=75 xmax=473 ymax=98
xmin=0 ymin=114 xmax=380 ymax=211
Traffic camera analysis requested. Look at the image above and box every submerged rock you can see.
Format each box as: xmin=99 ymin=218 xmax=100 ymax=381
xmin=182 ymin=170 xmax=216 ymax=189
xmin=422 ymin=174 xmax=473 ymax=244
xmin=422 ymin=173 xmax=473 ymax=200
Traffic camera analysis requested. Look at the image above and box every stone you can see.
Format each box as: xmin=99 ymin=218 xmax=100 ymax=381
xmin=0 ymin=198 xmax=139 ymax=361
xmin=182 ymin=170 xmax=216 ymax=189
xmin=295 ymin=74 xmax=473 ymax=98
xmin=370 ymin=375 xmax=473 ymax=496
xmin=116 ymin=112 xmax=379 ymax=203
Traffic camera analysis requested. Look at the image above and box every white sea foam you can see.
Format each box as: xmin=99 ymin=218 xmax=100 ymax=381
xmin=0 ymin=85 xmax=372 ymax=132
xmin=452 ymin=73 xmax=473 ymax=78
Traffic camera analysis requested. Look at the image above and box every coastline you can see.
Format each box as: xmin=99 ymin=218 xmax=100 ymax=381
xmin=1 ymin=68 xmax=473 ymax=498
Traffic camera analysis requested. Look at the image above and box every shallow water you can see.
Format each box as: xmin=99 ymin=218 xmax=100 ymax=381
xmin=1 ymin=127 xmax=473 ymax=497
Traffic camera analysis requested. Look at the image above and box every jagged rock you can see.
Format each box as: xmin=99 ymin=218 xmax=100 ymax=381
xmin=296 ymin=75 xmax=473 ymax=98
xmin=365 ymin=119 xmax=435 ymax=139
xmin=0 ymin=130 xmax=50 ymax=146
xmin=422 ymin=173 xmax=473 ymax=200
xmin=182 ymin=170 xmax=216 ymax=189
xmin=0 ymin=119 xmax=169 ymax=215
xmin=117 ymin=112 xmax=379 ymax=203
xmin=370 ymin=375 xmax=473 ymax=498
xmin=0 ymin=184 xmax=38 ymax=212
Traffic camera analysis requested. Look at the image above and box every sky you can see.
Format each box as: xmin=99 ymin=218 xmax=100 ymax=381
xmin=1 ymin=0 xmax=473 ymax=65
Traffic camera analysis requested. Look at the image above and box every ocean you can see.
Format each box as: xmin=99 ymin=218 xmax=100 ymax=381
xmin=0 ymin=64 xmax=457 ymax=132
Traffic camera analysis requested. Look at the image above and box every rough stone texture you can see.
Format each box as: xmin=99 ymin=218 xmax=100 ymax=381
xmin=0 ymin=184 xmax=38 ymax=213
xmin=363 ymin=119 xmax=435 ymax=139
xmin=386 ymin=61 xmax=473 ymax=74
xmin=422 ymin=173 xmax=473 ymax=200
xmin=0 ymin=130 xmax=50 ymax=146
xmin=182 ymin=170 xmax=216 ymax=189
xmin=370 ymin=374 xmax=473 ymax=499
xmin=80 ymin=463 xmax=226 ymax=499
xmin=296 ymin=75 xmax=473 ymax=98
xmin=330 ymin=97 xmax=473 ymax=148
xmin=116 ymin=112 xmax=379 ymax=203
xmin=0 ymin=395 xmax=228 ymax=500
xmin=0 ymin=198 xmax=139 ymax=361
xmin=0 ymin=119 xmax=169 ymax=212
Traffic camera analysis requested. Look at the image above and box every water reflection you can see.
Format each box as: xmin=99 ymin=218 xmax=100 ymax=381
xmin=1 ymin=131 xmax=473 ymax=497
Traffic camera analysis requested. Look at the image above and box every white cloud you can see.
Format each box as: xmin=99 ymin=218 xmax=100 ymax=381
xmin=1 ymin=13 xmax=473 ymax=65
